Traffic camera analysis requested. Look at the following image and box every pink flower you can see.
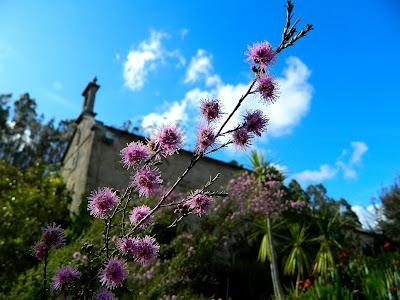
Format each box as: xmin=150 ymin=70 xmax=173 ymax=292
xmin=99 ymin=258 xmax=128 ymax=289
xmin=256 ymin=74 xmax=278 ymax=103
xmin=154 ymin=125 xmax=183 ymax=156
xmin=52 ymin=265 xmax=81 ymax=291
xmin=42 ymin=223 xmax=65 ymax=249
xmin=88 ymin=188 xmax=118 ymax=219
xmin=95 ymin=289 xmax=115 ymax=300
xmin=246 ymin=41 xmax=275 ymax=67
xmin=133 ymin=236 xmax=160 ymax=265
xmin=200 ymin=99 xmax=222 ymax=122
xmin=120 ymin=141 xmax=150 ymax=168
xmin=185 ymin=193 xmax=212 ymax=216
xmin=33 ymin=241 xmax=46 ymax=261
xmin=117 ymin=237 xmax=138 ymax=257
xmin=130 ymin=205 xmax=152 ymax=229
xmin=244 ymin=110 xmax=268 ymax=136
xmin=196 ymin=126 xmax=216 ymax=152
xmin=72 ymin=251 xmax=81 ymax=260
xmin=232 ymin=127 xmax=252 ymax=148
xmin=290 ymin=200 xmax=305 ymax=209
xmin=82 ymin=255 xmax=88 ymax=266
xmin=132 ymin=166 xmax=162 ymax=197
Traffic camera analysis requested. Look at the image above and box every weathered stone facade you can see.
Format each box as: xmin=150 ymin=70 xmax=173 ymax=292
xmin=62 ymin=79 xmax=242 ymax=213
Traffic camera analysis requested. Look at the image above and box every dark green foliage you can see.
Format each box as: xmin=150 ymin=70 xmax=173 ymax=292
xmin=0 ymin=93 xmax=76 ymax=168
xmin=379 ymin=177 xmax=400 ymax=241
xmin=0 ymin=160 xmax=72 ymax=294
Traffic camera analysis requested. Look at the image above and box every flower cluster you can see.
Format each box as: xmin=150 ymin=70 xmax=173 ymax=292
xmin=52 ymin=265 xmax=81 ymax=291
xmin=154 ymin=125 xmax=183 ymax=156
xmin=247 ymin=41 xmax=279 ymax=104
xmin=88 ymin=188 xmax=119 ymax=219
xmin=120 ymin=141 xmax=150 ymax=169
xmin=246 ymin=41 xmax=275 ymax=67
xmin=42 ymin=223 xmax=65 ymax=249
xmin=244 ymin=110 xmax=269 ymax=136
xmin=132 ymin=166 xmax=163 ymax=197
xmin=33 ymin=223 xmax=65 ymax=261
xmin=290 ymin=200 xmax=305 ymax=209
xmin=38 ymin=11 xmax=313 ymax=293
xmin=117 ymin=236 xmax=160 ymax=265
xmin=95 ymin=289 xmax=115 ymax=300
xmin=184 ymin=192 xmax=213 ymax=217
xmin=225 ymin=171 xmax=289 ymax=217
xmin=196 ymin=125 xmax=216 ymax=152
xmin=99 ymin=257 xmax=128 ymax=289
xmin=130 ymin=205 xmax=152 ymax=229
xmin=200 ymin=98 xmax=222 ymax=122
xmin=256 ymin=74 xmax=278 ymax=103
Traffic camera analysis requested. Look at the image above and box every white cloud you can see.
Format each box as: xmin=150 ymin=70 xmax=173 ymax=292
xmin=142 ymin=100 xmax=188 ymax=133
xmin=167 ymin=49 xmax=186 ymax=67
xmin=292 ymin=141 xmax=368 ymax=185
xmin=336 ymin=141 xmax=368 ymax=179
xmin=292 ymin=164 xmax=337 ymax=185
xmin=268 ymin=57 xmax=312 ymax=136
xmin=123 ymin=31 xmax=167 ymax=91
xmin=350 ymin=141 xmax=368 ymax=164
xmin=180 ymin=28 xmax=189 ymax=40
xmin=351 ymin=204 xmax=381 ymax=229
xmin=123 ymin=31 xmax=188 ymax=91
xmin=184 ymin=49 xmax=213 ymax=84
xmin=142 ymin=51 xmax=313 ymax=149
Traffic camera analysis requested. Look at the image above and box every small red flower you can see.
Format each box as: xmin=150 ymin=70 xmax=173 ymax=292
xmin=303 ymin=278 xmax=312 ymax=289
xmin=383 ymin=241 xmax=392 ymax=250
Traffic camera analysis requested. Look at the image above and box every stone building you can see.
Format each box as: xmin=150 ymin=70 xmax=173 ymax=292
xmin=62 ymin=79 xmax=242 ymax=213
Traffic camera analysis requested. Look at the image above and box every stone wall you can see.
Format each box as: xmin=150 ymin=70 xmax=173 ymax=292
xmin=62 ymin=116 xmax=243 ymax=214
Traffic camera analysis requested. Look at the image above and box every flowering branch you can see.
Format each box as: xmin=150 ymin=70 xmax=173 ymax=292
xmin=275 ymin=0 xmax=313 ymax=55
xmin=161 ymin=173 xmax=221 ymax=208
xmin=32 ymin=1 xmax=313 ymax=297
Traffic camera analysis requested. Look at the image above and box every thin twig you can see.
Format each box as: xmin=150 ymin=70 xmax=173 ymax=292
xmin=121 ymin=188 xmax=134 ymax=235
xmin=215 ymin=79 xmax=257 ymax=137
xmin=161 ymin=174 xmax=221 ymax=208
xmin=275 ymin=0 xmax=313 ymax=55
xmin=205 ymin=141 xmax=233 ymax=156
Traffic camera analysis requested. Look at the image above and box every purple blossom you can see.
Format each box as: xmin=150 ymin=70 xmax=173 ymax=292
xmin=290 ymin=200 xmax=305 ymax=209
xmin=88 ymin=188 xmax=118 ymax=219
xmin=42 ymin=223 xmax=65 ymax=249
xmin=95 ymin=289 xmax=115 ymax=300
xmin=257 ymin=74 xmax=278 ymax=103
xmin=232 ymin=127 xmax=252 ymax=148
xmin=133 ymin=236 xmax=160 ymax=265
xmin=99 ymin=258 xmax=128 ymax=289
xmin=120 ymin=141 xmax=150 ymax=168
xmin=130 ymin=205 xmax=152 ymax=229
xmin=33 ymin=241 xmax=46 ymax=261
xmin=132 ymin=166 xmax=162 ymax=197
xmin=185 ymin=193 xmax=212 ymax=216
xmin=246 ymin=41 xmax=275 ymax=67
xmin=117 ymin=237 xmax=138 ymax=257
xmin=227 ymin=172 xmax=288 ymax=217
xmin=154 ymin=125 xmax=183 ymax=156
xmin=52 ymin=265 xmax=81 ymax=291
xmin=244 ymin=110 xmax=269 ymax=136
xmin=196 ymin=125 xmax=216 ymax=152
xmin=200 ymin=99 xmax=222 ymax=122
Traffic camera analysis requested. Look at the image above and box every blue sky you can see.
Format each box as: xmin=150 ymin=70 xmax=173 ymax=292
xmin=1 ymin=0 xmax=400 ymax=223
